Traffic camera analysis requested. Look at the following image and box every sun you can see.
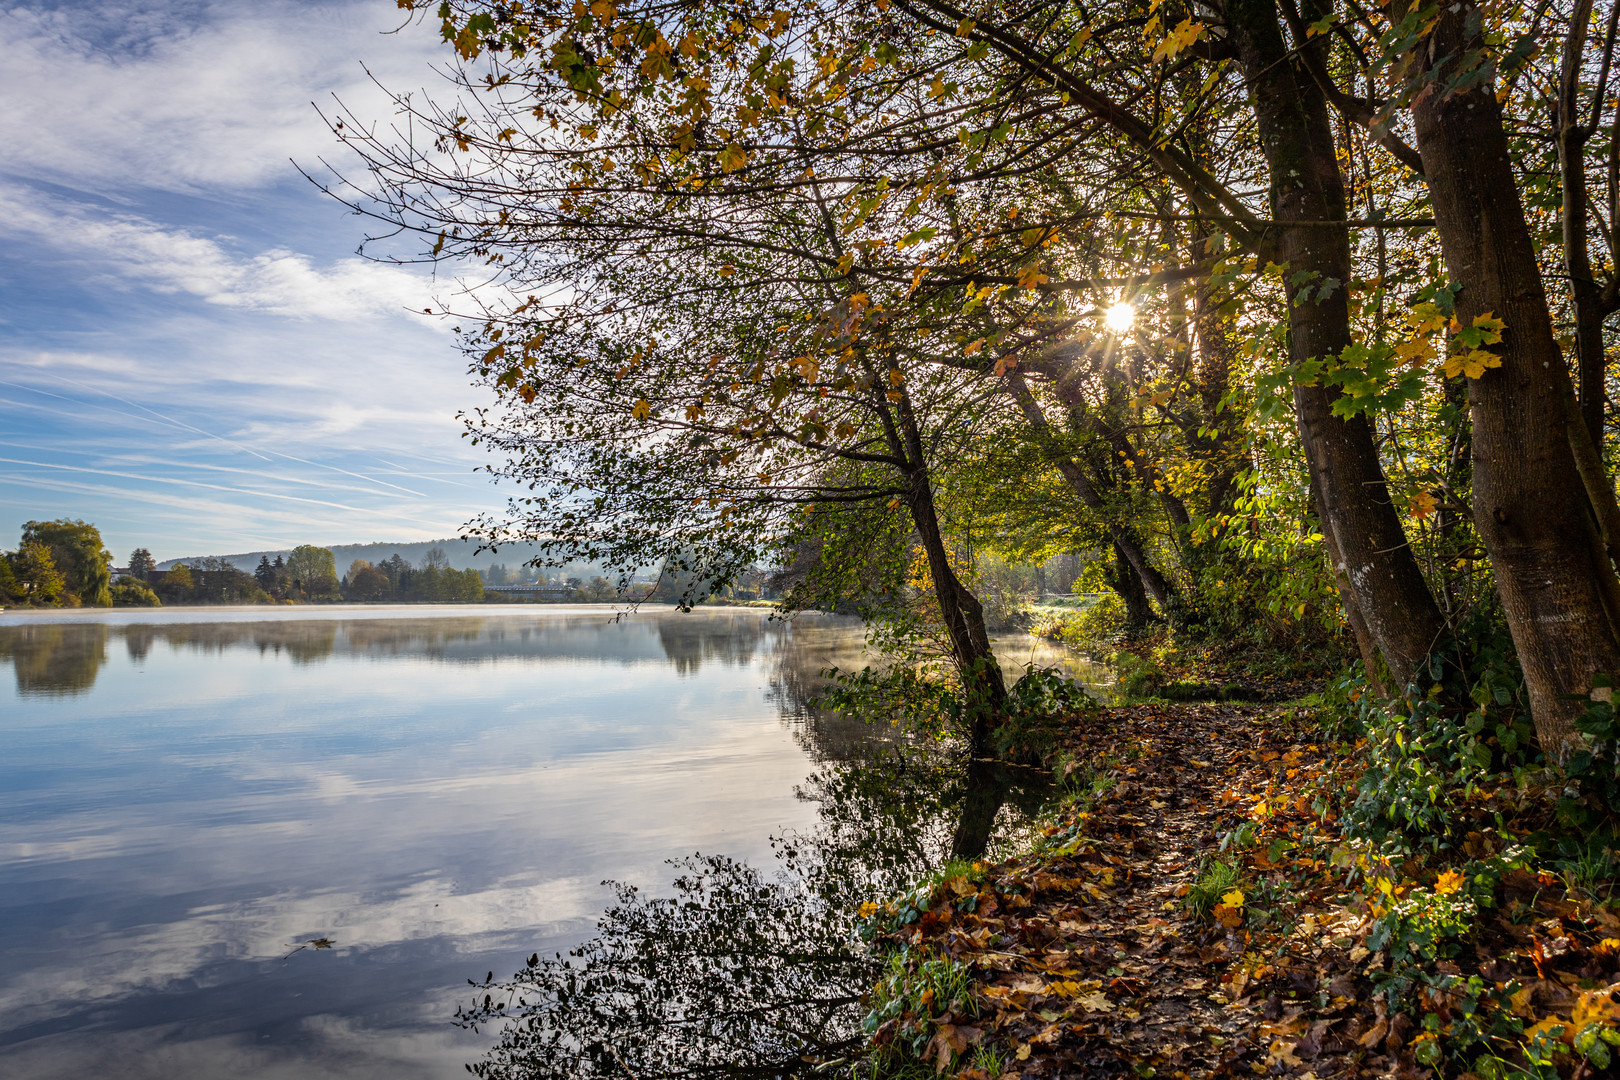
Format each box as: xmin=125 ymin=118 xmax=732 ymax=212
xmin=1104 ymin=301 xmax=1136 ymax=333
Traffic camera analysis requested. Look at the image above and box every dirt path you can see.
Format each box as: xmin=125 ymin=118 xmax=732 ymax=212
xmin=866 ymin=701 xmax=1424 ymax=1078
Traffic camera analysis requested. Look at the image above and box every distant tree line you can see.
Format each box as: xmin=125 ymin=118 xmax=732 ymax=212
xmin=340 ymin=547 xmax=486 ymax=602
xmin=1 ymin=523 xmax=688 ymax=609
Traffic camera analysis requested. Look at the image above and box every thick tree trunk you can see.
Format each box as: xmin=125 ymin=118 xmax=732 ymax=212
xmin=1319 ymin=505 xmax=1392 ymax=699
xmin=1410 ymin=0 xmax=1620 ymax=758
xmin=1222 ymin=0 xmax=1447 ymax=689
xmin=902 ymin=460 xmax=1007 ymax=738
xmin=1113 ymin=540 xmax=1155 ymax=635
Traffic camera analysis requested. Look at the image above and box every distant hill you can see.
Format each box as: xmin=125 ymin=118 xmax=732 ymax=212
xmin=155 ymin=539 xmax=649 ymax=582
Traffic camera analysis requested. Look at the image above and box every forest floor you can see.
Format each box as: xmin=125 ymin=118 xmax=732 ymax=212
xmin=862 ymin=702 xmax=1620 ymax=1079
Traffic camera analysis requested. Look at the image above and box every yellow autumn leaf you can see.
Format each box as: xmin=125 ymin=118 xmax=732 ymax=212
xmin=631 ymin=398 xmax=652 ymax=420
xmin=963 ymin=338 xmax=985 ymax=356
xmin=1434 ymin=869 xmax=1465 ymax=894
xmin=1393 ymin=335 xmax=1437 ymax=367
xmin=1410 ymin=490 xmax=1438 ymax=520
xmin=1405 ymin=301 xmax=1449 ymax=336
xmin=1444 ymin=349 xmax=1502 ymax=380
xmin=1152 ymin=18 xmax=1205 ymax=61
xmin=1221 ymin=888 xmax=1245 ymax=907
xmin=1075 ymin=990 xmax=1114 ymax=1012
xmin=1572 ymin=981 xmax=1620 ymax=1027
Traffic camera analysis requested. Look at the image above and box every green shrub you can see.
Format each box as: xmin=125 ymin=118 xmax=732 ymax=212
xmin=1059 ymin=592 xmax=1126 ymax=650
xmin=110 ymin=581 xmax=161 ymax=607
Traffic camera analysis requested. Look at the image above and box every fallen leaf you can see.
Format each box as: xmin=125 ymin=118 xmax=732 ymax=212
xmin=1076 ymin=990 xmax=1114 ymax=1012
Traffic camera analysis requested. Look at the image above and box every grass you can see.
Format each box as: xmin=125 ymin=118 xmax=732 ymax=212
xmin=1185 ymin=858 xmax=1245 ymax=920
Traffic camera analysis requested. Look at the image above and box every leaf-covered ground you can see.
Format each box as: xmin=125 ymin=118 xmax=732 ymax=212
xmin=860 ymin=703 xmax=1620 ymax=1078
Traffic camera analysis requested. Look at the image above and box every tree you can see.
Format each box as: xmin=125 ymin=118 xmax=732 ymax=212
xmin=22 ymin=519 xmax=112 ymax=607
xmin=285 ymin=545 xmax=341 ymax=600
xmin=344 ymin=561 xmax=392 ymax=601
xmin=128 ymin=548 xmax=156 ymax=580
xmin=4 ymin=542 xmax=65 ymax=606
xmin=159 ymin=562 xmax=194 ymax=602
xmin=1391 ymin=0 xmax=1620 ymax=758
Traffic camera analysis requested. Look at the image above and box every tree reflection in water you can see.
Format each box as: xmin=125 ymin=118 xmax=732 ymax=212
xmin=457 ymin=625 xmax=1050 ymax=1080
xmin=0 ymin=623 xmax=109 ymax=697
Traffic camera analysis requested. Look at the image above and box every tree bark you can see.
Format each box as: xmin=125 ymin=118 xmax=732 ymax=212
xmin=1222 ymin=0 xmax=1447 ymax=689
xmin=1319 ymin=505 xmax=1392 ymax=699
xmin=1409 ymin=0 xmax=1620 ymax=758
xmin=1113 ymin=540 xmax=1155 ymax=635
xmin=905 ymin=465 xmax=1007 ymax=741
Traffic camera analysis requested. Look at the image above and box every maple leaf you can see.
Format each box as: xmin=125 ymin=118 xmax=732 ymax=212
xmin=631 ymin=398 xmax=653 ymax=420
xmin=963 ymin=338 xmax=985 ymax=356
xmin=1434 ymin=868 xmax=1464 ymax=894
xmin=1017 ymin=266 xmax=1051 ymax=289
xmin=1152 ymin=18 xmax=1205 ymax=62
xmin=1410 ymin=490 xmax=1438 ymax=519
xmin=1444 ymin=348 xmax=1502 ymax=379
xmin=1075 ymin=989 xmax=1114 ymax=1012
xmin=1393 ymin=335 xmax=1436 ymax=367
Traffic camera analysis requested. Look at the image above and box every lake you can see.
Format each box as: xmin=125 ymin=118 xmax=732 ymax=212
xmin=0 ymin=605 xmax=1096 ymax=1079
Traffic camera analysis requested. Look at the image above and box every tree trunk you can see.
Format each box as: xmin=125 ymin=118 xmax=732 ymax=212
xmin=1410 ymin=0 xmax=1620 ymax=758
xmin=1113 ymin=540 xmax=1155 ymax=635
xmin=1558 ymin=0 xmax=1612 ymax=449
xmin=1320 ymin=508 xmax=1392 ymax=699
xmin=1005 ymin=372 xmax=1178 ymax=610
xmin=1222 ymin=0 xmax=1447 ymax=689
xmin=906 ymin=468 xmax=1007 ymax=736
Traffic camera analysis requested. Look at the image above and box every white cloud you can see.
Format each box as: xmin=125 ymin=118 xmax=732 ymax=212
xmin=0 ymin=183 xmax=436 ymax=319
xmin=0 ymin=1 xmax=444 ymax=194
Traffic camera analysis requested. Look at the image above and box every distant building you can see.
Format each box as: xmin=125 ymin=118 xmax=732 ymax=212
xmin=484 ymin=583 xmax=577 ymax=598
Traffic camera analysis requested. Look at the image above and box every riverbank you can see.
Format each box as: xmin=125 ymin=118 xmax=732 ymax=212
xmin=858 ymin=700 xmax=1620 ymax=1079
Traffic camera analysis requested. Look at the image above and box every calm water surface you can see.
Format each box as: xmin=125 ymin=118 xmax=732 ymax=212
xmin=0 ymin=605 xmax=1095 ymax=1079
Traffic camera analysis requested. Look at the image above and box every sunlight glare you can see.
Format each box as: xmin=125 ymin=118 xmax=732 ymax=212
xmin=1105 ymin=302 xmax=1136 ymax=333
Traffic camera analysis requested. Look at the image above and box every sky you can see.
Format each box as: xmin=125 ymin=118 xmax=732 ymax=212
xmin=0 ymin=0 xmax=512 ymax=561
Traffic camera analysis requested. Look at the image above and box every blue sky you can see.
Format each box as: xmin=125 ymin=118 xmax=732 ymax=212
xmin=0 ymin=0 xmax=508 ymax=562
